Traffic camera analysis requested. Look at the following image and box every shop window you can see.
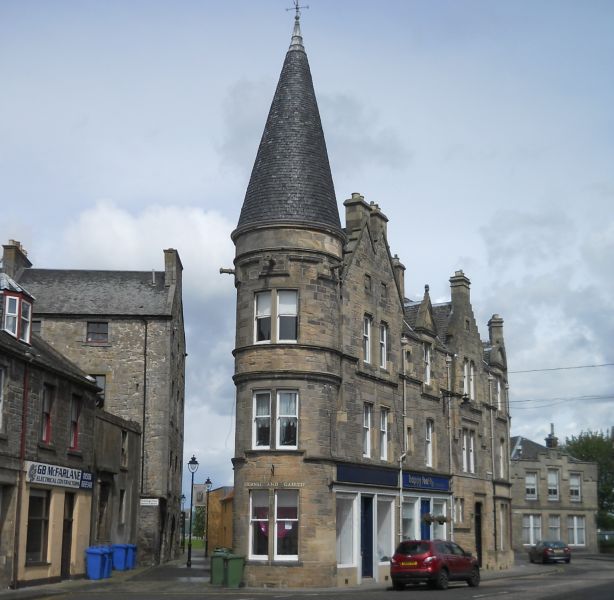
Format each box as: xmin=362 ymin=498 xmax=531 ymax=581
xmin=249 ymin=490 xmax=269 ymax=559
xmin=432 ymin=501 xmax=446 ymax=539
xmin=336 ymin=495 xmax=354 ymax=566
xmin=275 ymin=489 xmax=299 ymax=560
xmin=377 ymin=498 xmax=393 ymax=561
xmin=26 ymin=489 xmax=50 ymax=564
xmin=402 ymin=500 xmax=416 ymax=540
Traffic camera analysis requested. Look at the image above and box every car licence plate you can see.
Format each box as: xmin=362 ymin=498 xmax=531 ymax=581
xmin=401 ymin=561 xmax=417 ymax=566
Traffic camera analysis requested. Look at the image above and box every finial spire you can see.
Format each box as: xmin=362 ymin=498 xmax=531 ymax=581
xmin=286 ymin=1 xmax=309 ymax=50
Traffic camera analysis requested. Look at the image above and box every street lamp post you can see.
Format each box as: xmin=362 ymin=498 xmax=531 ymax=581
xmin=186 ymin=455 xmax=199 ymax=567
xmin=204 ymin=477 xmax=213 ymax=557
xmin=180 ymin=494 xmax=186 ymax=552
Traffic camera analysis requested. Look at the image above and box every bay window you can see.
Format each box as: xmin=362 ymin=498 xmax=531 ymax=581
xmin=277 ymin=391 xmax=298 ymax=448
xmin=275 ymin=490 xmax=299 ymax=560
xmin=253 ymin=392 xmax=271 ymax=449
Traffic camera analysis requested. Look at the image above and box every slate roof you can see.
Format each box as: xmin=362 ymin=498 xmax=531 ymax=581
xmin=403 ymin=300 xmax=452 ymax=345
xmin=510 ymin=435 xmax=581 ymax=462
xmin=18 ymin=269 xmax=170 ymax=316
xmin=235 ymin=16 xmax=341 ymax=237
xmin=0 ymin=330 xmax=98 ymax=390
xmin=0 ymin=272 xmax=35 ymax=299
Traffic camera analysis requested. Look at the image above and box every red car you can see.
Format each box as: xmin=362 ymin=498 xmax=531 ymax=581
xmin=528 ymin=540 xmax=571 ymax=564
xmin=390 ymin=539 xmax=480 ymax=590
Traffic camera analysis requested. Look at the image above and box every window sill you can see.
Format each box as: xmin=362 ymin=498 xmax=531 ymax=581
xmin=67 ymin=449 xmax=83 ymax=458
xmin=25 ymin=561 xmax=51 ymax=568
xmin=0 ymin=431 xmax=8 ymax=441
xmin=82 ymin=342 xmax=111 ymax=347
xmin=38 ymin=442 xmax=56 ymax=453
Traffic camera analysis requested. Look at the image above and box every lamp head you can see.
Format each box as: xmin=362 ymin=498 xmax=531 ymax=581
xmin=187 ymin=455 xmax=199 ymax=473
xmin=205 ymin=477 xmax=213 ymax=491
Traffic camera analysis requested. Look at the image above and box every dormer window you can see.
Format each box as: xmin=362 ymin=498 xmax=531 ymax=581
xmin=3 ymin=294 xmax=32 ymax=343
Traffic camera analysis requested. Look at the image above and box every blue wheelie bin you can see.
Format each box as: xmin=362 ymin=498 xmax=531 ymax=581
xmin=85 ymin=547 xmax=106 ymax=580
xmin=126 ymin=544 xmax=137 ymax=569
xmin=102 ymin=546 xmax=112 ymax=578
xmin=112 ymin=544 xmax=129 ymax=571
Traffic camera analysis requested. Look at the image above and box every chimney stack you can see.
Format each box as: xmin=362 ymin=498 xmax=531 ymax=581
xmin=545 ymin=423 xmax=558 ymax=448
xmin=2 ymin=240 xmax=32 ymax=279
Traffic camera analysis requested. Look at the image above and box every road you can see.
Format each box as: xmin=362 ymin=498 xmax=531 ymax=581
xmin=14 ymin=556 xmax=614 ymax=600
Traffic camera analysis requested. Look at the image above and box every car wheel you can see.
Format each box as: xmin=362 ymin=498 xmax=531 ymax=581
xmin=565 ymin=558 xmax=570 ymax=564
xmin=529 ymin=555 xmax=534 ymax=563
xmin=392 ymin=580 xmax=404 ymax=591
xmin=467 ymin=567 xmax=480 ymax=587
xmin=435 ymin=569 xmax=449 ymax=590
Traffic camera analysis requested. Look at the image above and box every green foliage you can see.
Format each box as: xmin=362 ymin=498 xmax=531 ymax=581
xmin=192 ymin=506 xmax=206 ymax=538
xmin=564 ymin=430 xmax=614 ymax=525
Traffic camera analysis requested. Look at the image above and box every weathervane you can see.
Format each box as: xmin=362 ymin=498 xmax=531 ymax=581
xmin=286 ymin=0 xmax=309 ymax=20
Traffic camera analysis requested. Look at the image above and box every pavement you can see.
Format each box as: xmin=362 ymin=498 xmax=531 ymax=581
xmin=2 ymin=551 xmax=613 ymax=599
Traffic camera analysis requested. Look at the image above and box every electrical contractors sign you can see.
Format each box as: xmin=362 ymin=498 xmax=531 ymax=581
xmin=25 ymin=461 xmax=93 ymax=490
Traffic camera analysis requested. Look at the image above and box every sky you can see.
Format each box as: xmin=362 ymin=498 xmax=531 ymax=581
xmin=2 ymin=0 xmax=613 ymax=494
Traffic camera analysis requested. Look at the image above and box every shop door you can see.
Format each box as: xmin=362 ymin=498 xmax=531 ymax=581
xmin=420 ymin=499 xmax=431 ymax=540
xmin=61 ymin=493 xmax=75 ymax=579
xmin=360 ymin=496 xmax=373 ymax=578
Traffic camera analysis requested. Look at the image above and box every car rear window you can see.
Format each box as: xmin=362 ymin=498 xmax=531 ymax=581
xmin=547 ymin=541 xmax=566 ymax=548
xmin=397 ymin=541 xmax=430 ymax=555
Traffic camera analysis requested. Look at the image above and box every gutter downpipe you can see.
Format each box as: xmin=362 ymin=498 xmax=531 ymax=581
xmin=12 ymin=356 xmax=31 ymax=588
xmin=141 ymin=318 xmax=148 ymax=495
xmin=446 ymin=354 xmax=454 ymax=541
xmin=398 ymin=452 xmax=407 ymax=543
xmin=489 ymin=374 xmax=498 ymax=555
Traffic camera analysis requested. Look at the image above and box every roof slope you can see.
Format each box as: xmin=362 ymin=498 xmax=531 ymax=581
xmin=235 ymin=16 xmax=341 ymax=237
xmin=19 ymin=269 xmax=170 ymax=316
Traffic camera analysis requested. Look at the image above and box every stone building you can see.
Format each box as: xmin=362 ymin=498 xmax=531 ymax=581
xmin=510 ymin=427 xmax=598 ymax=553
xmin=2 ymin=240 xmax=186 ymax=565
xmin=229 ymin=13 xmax=513 ymax=588
xmin=1 ymin=272 xmax=97 ymax=587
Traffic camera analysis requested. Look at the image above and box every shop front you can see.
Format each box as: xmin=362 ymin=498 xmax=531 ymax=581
xmin=17 ymin=461 xmax=93 ymax=587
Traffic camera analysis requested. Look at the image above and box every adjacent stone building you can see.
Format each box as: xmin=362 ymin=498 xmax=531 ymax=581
xmin=1 ymin=269 xmax=142 ymax=588
xmin=229 ymin=13 xmax=513 ymax=588
xmin=2 ymin=240 xmax=186 ymax=565
xmin=510 ymin=427 xmax=598 ymax=553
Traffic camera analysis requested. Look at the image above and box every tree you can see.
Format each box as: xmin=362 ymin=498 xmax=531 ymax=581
xmin=564 ymin=430 xmax=614 ymax=529
xmin=192 ymin=506 xmax=206 ymax=539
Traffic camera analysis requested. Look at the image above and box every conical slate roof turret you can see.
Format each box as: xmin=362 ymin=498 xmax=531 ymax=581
xmin=234 ymin=12 xmax=342 ymax=238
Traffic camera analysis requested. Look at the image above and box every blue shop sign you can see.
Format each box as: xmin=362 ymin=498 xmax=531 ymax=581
xmin=403 ymin=471 xmax=450 ymax=492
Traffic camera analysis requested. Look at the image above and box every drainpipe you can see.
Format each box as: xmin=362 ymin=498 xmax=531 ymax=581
xmin=141 ymin=319 xmax=148 ymax=495
xmin=488 ymin=374 xmax=498 ymax=555
xmin=12 ymin=353 xmax=32 ymax=588
xmin=398 ymin=452 xmax=407 ymax=542
xmin=446 ymin=354 xmax=454 ymax=541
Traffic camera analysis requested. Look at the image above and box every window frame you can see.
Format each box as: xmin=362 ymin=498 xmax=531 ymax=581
xmin=86 ymin=321 xmax=109 ymax=344
xmin=0 ymin=366 xmax=5 ymax=431
xmin=253 ymin=391 xmax=272 ymax=450
xmin=379 ymin=408 xmax=389 ymax=461
xmin=274 ymin=489 xmax=299 ymax=561
xmin=522 ymin=513 xmax=541 ymax=545
xmin=567 ymin=515 xmax=586 ymax=546
xmin=69 ymin=395 xmax=82 ymax=450
xmin=25 ymin=489 xmax=50 ymax=564
xmin=336 ymin=494 xmax=356 ymax=567
xmin=462 ymin=428 xmax=475 ymax=474
xmin=423 ymin=344 xmax=431 ymax=385
xmin=249 ymin=489 xmax=269 ymax=560
xmin=363 ymin=403 xmax=372 ymax=457
xmin=363 ymin=316 xmax=372 ymax=364
xmin=525 ymin=471 xmax=538 ymax=499
xmin=276 ymin=289 xmax=298 ymax=343
xmin=548 ymin=514 xmax=561 ymax=540
xmin=569 ymin=473 xmax=582 ymax=502
xmin=41 ymin=384 xmax=54 ymax=444
xmin=425 ymin=419 xmax=433 ymax=467
xmin=547 ymin=469 xmax=559 ymax=501
xmin=276 ymin=390 xmax=298 ymax=450
xmin=254 ymin=291 xmax=272 ymax=344
xmin=379 ymin=322 xmax=388 ymax=369
xmin=3 ymin=295 xmax=19 ymax=337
